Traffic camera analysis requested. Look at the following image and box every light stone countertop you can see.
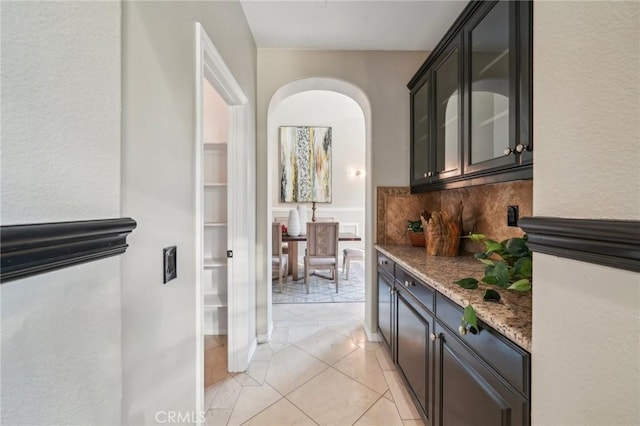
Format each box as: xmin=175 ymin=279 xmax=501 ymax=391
xmin=376 ymin=244 xmax=532 ymax=352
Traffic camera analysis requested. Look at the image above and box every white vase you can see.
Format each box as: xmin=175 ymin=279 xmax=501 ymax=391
xmin=297 ymin=205 xmax=308 ymax=235
xmin=287 ymin=209 xmax=301 ymax=236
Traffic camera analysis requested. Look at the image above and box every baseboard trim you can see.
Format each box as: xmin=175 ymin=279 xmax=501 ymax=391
xmin=247 ymin=337 xmax=258 ymax=365
xmin=257 ymin=321 xmax=274 ymax=343
xmin=519 ymin=217 xmax=640 ymax=273
xmin=364 ymin=323 xmax=381 ymax=342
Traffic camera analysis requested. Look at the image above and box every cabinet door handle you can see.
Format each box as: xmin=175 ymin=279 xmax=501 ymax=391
xmin=423 ymin=172 xmax=428 ymax=178
xmin=504 ymin=147 xmax=514 ymax=156
xmin=379 ymin=259 xmax=388 ymax=266
xmin=515 ymin=143 xmax=532 ymax=153
xmin=430 ymin=333 xmax=440 ymax=341
xmin=404 ymin=280 xmax=409 ymax=287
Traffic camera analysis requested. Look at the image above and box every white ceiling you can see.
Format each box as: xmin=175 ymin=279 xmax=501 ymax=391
xmin=240 ymin=0 xmax=469 ymax=51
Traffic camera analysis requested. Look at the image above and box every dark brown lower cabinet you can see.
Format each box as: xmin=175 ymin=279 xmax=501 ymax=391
xmin=377 ymin=266 xmax=394 ymax=351
xmin=434 ymin=322 xmax=530 ymax=426
xmin=396 ymin=286 xmax=434 ymax=421
xmin=375 ymin=251 xmax=530 ymax=426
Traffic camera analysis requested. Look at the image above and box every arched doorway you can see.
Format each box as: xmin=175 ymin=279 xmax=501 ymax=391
xmin=263 ymin=78 xmax=375 ymax=340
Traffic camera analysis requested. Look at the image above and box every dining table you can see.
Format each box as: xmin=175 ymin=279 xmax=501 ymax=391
xmin=282 ymin=232 xmax=362 ymax=281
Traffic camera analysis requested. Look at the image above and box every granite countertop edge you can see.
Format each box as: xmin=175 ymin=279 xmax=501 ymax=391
xmin=376 ymin=244 xmax=532 ymax=352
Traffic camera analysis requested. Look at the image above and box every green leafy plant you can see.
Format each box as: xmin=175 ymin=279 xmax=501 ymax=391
xmin=407 ymin=220 xmax=423 ymax=233
xmin=454 ymin=234 xmax=532 ymax=335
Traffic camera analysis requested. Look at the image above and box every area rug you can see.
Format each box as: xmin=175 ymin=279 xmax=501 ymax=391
xmin=272 ymin=261 xmax=365 ymax=304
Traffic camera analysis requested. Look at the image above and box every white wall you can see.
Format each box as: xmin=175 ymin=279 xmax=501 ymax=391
xmin=1 ymin=2 xmax=122 ymax=424
xmin=271 ymin=90 xmax=366 ymax=250
xmin=532 ymin=1 xmax=640 ymax=424
xmin=256 ymin=50 xmax=427 ymax=338
xmin=121 ymin=2 xmax=256 ymax=424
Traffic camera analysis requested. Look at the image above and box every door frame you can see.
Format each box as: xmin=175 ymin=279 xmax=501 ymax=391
xmin=195 ymin=22 xmax=254 ymax=421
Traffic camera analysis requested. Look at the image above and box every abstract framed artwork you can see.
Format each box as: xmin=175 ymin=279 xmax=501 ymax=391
xmin=280 ymin=126 xmax=332 ymax=203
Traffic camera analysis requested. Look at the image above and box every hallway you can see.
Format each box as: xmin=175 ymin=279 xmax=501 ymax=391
xmin=204 ymin=302 xmax=424 ymax=425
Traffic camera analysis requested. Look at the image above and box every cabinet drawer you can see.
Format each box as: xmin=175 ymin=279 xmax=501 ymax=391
xmin=377 ymin=252 xmax=395 ymax=277
xmin=436 ymin=293 xmax=530 ymax=397
xmin=396 ymin=266 xmax=434 ymax=313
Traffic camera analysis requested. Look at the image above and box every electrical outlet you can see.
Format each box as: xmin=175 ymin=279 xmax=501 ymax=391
xmin=163 ymin=246 xmax=177 ymax=284
xmin=507 ymin=206 xmax=519 ymax=227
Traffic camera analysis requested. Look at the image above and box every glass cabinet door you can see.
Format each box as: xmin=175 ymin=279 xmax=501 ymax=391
xmin=433 ymin=39 xmax=462 ymax=180
xmin=465 ymin=1 xmax=518 ymax=172
xmin=408 ymin=0 xmax=532 ymax=191
xmin=411 ymin=77 xmax=431 ymax=185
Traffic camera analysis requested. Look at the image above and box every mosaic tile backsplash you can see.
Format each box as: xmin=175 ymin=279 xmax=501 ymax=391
xmin=377 ymin=180 xmax=533 ymax=254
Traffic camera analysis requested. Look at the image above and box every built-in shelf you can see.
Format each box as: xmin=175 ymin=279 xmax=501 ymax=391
xmin=204 ymin=293 xmax=227 ymax=308
xmin=204 ymin=222 xmax=227 ymax=228
xmin=204 ymin=258 xmax=227 ymax=268
xmin=204 ymin=142 xmax=227 ymax=150
xmin=202 ymin=90 xmax=230 ymax=337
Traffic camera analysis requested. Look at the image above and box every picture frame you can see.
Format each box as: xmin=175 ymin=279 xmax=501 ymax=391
xmin=279 ymin=126 xmax=332 ymax=203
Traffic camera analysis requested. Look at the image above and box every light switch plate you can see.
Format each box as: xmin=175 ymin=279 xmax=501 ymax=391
xmin=163 ymin=246 xmax=177 ymax=284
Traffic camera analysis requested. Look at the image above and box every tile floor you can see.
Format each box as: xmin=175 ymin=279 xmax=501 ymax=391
xmin=272 ymin=261 xmax=365 ymax=304
xmin=204 ymin=302 xmax=425 ymax=426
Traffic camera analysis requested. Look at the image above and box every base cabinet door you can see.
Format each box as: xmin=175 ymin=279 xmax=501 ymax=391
xmin=377 ymin=269 xmax=394 ymax=351
xmin=396 ymin=289 xmax=434 ymax=422
xmin=434 ymin=323 xmax=529 ymax=426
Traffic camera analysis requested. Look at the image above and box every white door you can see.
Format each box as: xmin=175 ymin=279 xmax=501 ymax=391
xmin=195 ymin=22 xmax=254 ymax=421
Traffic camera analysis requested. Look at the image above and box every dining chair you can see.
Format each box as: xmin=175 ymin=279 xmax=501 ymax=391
xmin=314 ymin=216 xmax=335 ymax=223
xmin=274 ymin=217 xmax=289 ymax=226
xmin=343 ymin=247 xmax=364 ymax=280
xmin=272 ymin=222 xmax=288 ymax=292
xmin=304 ymin=222 xmax=340 ymax=294
xmin=274 ymin=216 xmax=289 ymax=255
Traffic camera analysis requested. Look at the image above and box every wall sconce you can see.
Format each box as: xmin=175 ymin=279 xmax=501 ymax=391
xmin=348 ymin=170 xmax=364 ymax=177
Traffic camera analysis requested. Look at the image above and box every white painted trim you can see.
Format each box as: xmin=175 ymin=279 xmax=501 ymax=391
xmin=363 ymin=323 xmax=381 ymax=342
xmin=194 ymin=25 xmax=205 ymax=424
xmin=340 ymin=222 xmax=359 ymax=235
xmin=247 ymin=337 xmax=258 ymax=363
xmin=201 ymin=37 xmax=247 ymax=106
xmin=195 ymin=23 xmax=253 ymax=418
xmin=226 ymin=105 xmax=241 ymax=372
xmin=257 ymin=321 xmax=274 ymax=343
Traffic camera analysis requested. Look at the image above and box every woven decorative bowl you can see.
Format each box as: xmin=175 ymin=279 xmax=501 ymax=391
xmin=408 ymin=231 xmax=426 ymax=247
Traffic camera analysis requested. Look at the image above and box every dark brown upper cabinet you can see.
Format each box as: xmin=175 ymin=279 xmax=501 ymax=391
xmin=432 ymin=36 xmax=463 ymax=183
xmin=409 ymin=0 xmax=532 ymax=192
xmin=411 ymin=74 xmax=431 ymax=186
